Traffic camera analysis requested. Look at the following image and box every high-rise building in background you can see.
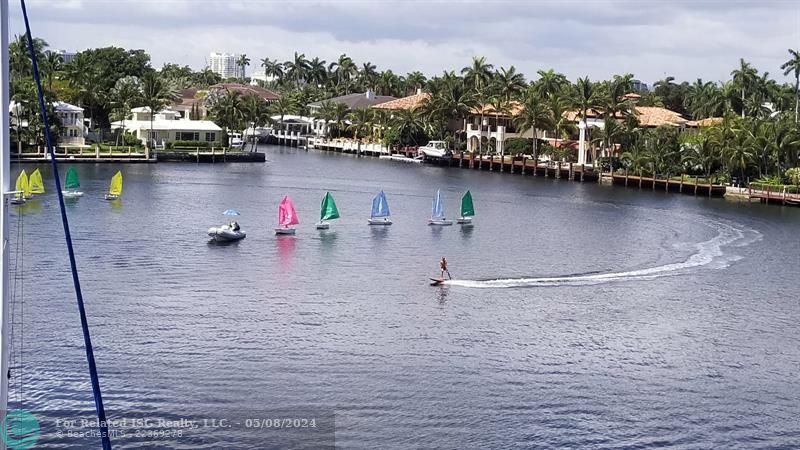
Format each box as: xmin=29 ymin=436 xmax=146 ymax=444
xmin=57 ymin=50 xmax=76 ymax=64
xmin=208 ymin=52 xmax=244 ymax=79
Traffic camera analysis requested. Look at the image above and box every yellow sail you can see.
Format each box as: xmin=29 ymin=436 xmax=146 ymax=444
xmin=15 ymin=170 xmax=30 ymax=199
xmin=108 ymin=171 xmax=123 ymax=196
xmin=29 ymin=168 xmax=45 ymax=194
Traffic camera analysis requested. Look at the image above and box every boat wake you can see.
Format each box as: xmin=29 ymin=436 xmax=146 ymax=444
xmin=446 ymin=218 xmax=761 ymax=289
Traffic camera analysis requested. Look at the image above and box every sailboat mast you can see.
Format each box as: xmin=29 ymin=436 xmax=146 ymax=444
xmin=1 ymin=0 xmax=13 ymax=427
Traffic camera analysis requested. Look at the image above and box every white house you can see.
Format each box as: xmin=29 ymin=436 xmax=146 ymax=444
xmin=54 ymin=101 xmax=87 ymax=146
xmin=111 ymin=107 xmax=222 ymax=147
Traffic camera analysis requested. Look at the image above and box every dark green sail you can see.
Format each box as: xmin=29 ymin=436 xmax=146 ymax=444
xmin=460 ymin=191 xmax=474 ymax=217
xmin=65 ymin=167 xmax=80 ymax=189
xmin=320 ymin=192 xmax=340 ymax=221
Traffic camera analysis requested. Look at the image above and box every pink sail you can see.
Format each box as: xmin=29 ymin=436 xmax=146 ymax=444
xmin=278 ymin=195 xmax=300 ymax=226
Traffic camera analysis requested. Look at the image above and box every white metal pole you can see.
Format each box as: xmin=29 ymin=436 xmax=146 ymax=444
xmin=0 ymin=0 xmax=13 ymax=433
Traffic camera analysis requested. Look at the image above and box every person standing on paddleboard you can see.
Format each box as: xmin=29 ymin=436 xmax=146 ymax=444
xmin=440 ymin=257 xmax=451 ymax=280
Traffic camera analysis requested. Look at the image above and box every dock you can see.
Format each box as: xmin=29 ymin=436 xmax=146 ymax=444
xmin=11 ymin=146 xmax=265 ymax=163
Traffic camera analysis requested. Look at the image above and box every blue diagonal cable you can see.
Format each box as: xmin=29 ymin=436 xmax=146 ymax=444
xmin=19 ymin=1 xmax=112 ymax=448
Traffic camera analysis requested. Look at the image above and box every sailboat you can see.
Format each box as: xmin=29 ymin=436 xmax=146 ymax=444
xmin=104 ymin=170 xmax=122 ymax=200
xmin=62 ymin=166 xmax=84 ymax=198
xmin=456 ymin=190 xmax=475 ymax=224
xmin=428 ymin=189 xmax=453 ymax=226
xmin=368 ymin=190 xmax=392 ymax=225
xmin=275 ymin=195 xmax=300 ymax=235
xmin=28 ymin=168 xmax=44 ymax=196
xmin=11 ymin=170 xmax=30 ymax=205
xmin=316 ymin=192 xmax=340 ymax=230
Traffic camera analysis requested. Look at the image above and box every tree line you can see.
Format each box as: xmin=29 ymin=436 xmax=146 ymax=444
xmin=7 ymin=35 xmax=800 ymax=184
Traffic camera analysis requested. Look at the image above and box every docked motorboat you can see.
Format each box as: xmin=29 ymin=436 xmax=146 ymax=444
xmin=207 ymin=224 xmax=246 ymax=242
xmin=418 ymin=141 xmax=451 ymax=159
xmin=229 ymin=132 xmax=244 ymax=150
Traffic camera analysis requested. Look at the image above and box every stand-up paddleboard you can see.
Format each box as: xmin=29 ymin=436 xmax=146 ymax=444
xmin=429 ymin=278 xmax=446 ymax=286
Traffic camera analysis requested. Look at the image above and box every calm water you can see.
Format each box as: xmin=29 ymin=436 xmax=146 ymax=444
xmin=8 ymin=145 xmax=800 ymax=449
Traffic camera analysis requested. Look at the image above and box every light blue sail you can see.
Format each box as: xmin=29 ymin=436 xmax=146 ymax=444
xmin=371 ymin=190 xmax=391 ymax=218
xmin=432 ymin=190 xmax=445 ymax=219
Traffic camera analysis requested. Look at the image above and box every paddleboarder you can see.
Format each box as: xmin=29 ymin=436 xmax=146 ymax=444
xmin=440 ymin=257 xmax=451 ymax=280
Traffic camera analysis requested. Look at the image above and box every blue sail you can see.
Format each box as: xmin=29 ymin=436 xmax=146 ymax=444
xmin=432 ymin=190 xmax=445 ymax=218
xmin=371 ymin=190 xmax=391 ymax=218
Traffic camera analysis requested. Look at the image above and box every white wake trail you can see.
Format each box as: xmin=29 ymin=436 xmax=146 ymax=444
xmin=446 ymin=218 xmax=760 ymax=289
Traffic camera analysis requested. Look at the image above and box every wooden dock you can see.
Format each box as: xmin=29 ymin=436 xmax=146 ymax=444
xmin=611 ymin=172 xmax=727 ymax=198
xmin=747 ymin=184 xmax=800 ymax=206
xmin=156 ymin=149 xmax=265 ymax=163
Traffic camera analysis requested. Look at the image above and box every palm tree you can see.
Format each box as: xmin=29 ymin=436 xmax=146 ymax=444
xmin=261 ymin=58 xmax=285 ymax=84
xmin=780 ymin=48 xmax=800 ymax=123
xmin=140 ymin=72 xmax=177 ymax=150
xmin=377 ymin=70 xmax=399 ymax=96
xmin=348 ymin=108 xmax=373 ymax=144
xmin=111 ymin=75 xmax=142 ymax=145
xmin=461 ymin=56 xmax=493 ymax=91
xmin=392 ymin=109 xmax=426 ymax=145
xmin=41 ymin=50 xmax=63 ymax=90
xmin=360 ymin=62 xmax=378 ymax=90
xmin=682 ymin=131 xmax=720 ymax=181
xmin=236 ymin=54 xmax=250 ymax=81
xmin=513 ymin=88 xmax=551 ymax=161
xmin=406 ymin=71 xmax=427 ymax=95
xmin=591 ymin=117 xmax=624 ymax=162
xmin=547 ymin=93 xmax=575 ymax=153
xmin=494 ymin=66 xmax=526 ymax=102
xmin=307 ymin=57 xmax=327 ymax=86
xmin=731 ymin=58 xmax=758 ymax=118
xmin=268 ymin=96 xmax=297 ymax=133
xmin=284 ymin=52 xmax=309 ymax=89
xmin=329 ymin=54 xmax=356 ymax=94
xmin=534 ymin=69 xmax=568 ymax=99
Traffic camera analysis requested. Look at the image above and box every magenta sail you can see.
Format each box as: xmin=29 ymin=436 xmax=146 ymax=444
xmin=278 ymin=195 xmax=300 ymax=226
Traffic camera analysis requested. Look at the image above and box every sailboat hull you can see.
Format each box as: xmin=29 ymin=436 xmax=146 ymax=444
xmin=104 ymin=194 xmax=119 ymax=201
xmin=456 ymin=217 xmax=473 ymax=224
xmin=63 ymin=190 xmax=84 ymax=198
xmin=10 ymin=198 xmax=26 ymax=205
xmin=316 ymin=222 xmax=330 ymax=230
xmin=368 ymin=218 xmax=392 ymax=225
xmin=428 ymin=219 xmax=453 ymax=226
xmin=275 ymin=227 xmax=296 ymax=235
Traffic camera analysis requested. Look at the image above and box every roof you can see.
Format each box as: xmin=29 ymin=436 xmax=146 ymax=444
xmin=563 ymin=106 xmax=688 ymax=127
xmin=309 ymin=92 xmax=396 ymax=110
xmin=470 ymin=101 xmax=524 ymax=116
xmin=53 ymin=101 xmax=83 ymax=112
xmin=208 ymin=83 xmax=280 ymax=101
xmin=371 ymin=92 xmax=431 ymax=111
xmin=686 ymin=117 xmax=724 ymax=127
xmin=111 ymin=119 xmax=222 ymax=131
xmin=634 ymin=106 xmax=688 ymax=127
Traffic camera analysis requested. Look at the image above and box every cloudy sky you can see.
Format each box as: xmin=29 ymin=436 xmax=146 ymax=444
xmin=9 ymin=0 xmax=800 ymax=86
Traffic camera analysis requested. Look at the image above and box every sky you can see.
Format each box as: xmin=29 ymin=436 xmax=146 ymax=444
xmin=8 ymin=0 xmax=800 ymax=86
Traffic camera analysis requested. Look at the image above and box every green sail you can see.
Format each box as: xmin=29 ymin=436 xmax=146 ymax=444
xmin=65 ymin=167 xmax=80 ymax=189
xmin=460 ymin=191 xmax=475 ymax=217
xmin=320 ymin=192 xmax=340 ymax=221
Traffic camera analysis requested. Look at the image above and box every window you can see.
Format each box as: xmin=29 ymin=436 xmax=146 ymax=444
xmin=204 ymin=132 xmax=216 ymax=142
xmin=177 ymin=132 xmax=200 ymax=141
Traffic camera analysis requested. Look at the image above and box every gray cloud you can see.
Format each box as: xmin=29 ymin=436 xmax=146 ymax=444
xmin=8 ymin=0 xmax=800 ymax=85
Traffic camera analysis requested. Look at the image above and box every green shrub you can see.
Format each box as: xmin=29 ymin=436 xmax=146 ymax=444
xmin=171 ymin=140 xmax=210 ymax=148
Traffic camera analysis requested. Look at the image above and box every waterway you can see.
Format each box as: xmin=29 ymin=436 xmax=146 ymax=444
xmin=9 ymin=145 xmax=800 ymax=449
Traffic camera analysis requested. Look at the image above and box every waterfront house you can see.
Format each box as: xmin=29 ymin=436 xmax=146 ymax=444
xmin=53 ymin=101 xmax=87 ymax=147
xmin=465 ymin=94 xmax=693 ymax=165
xmin=308 ymin=90 xmax=396 ymax=116
xmin=111 ymin=107 xmax=222 ymax=147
